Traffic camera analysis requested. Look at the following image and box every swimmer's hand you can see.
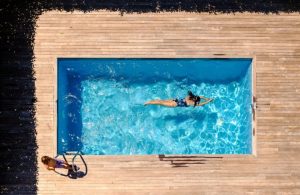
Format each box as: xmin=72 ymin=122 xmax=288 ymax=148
xmin=205 ymin=98 xmax=214 ymax=104
xmin=196 ymin=98 xmax=213 ymax=107
xmin=47 ymin=166 xmax=55 ymax=171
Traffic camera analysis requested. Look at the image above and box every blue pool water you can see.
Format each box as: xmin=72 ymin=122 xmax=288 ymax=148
xmin=58 ymin=58 xmax=252 ymax=155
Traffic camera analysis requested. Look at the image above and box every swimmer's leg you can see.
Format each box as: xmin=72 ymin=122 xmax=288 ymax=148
xmin=144 ymin=100 xmax=177 ymax=107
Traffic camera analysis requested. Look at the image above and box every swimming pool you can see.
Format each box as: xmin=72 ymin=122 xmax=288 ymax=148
xmin=57 ymin=58 xmax=253 ymax=155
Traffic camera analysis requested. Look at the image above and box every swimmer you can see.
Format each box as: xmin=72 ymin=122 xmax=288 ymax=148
xmin=144 ymin=91 xmax=213 ymax=108
xmin=41 ymin=156 xmax=78 ymax=171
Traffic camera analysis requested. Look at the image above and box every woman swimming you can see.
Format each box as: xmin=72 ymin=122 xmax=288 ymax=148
xmin=144 ymin=91 xmax=213 ymax=107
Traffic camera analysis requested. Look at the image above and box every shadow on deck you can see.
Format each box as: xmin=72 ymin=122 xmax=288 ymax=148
xmin=159 ymin=154 xmax=223 ymax=167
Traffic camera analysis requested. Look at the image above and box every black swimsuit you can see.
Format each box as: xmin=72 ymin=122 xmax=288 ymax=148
xmin=174 ymin=98 xmax=188 ymax=107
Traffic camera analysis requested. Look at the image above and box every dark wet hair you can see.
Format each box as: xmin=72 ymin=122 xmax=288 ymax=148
xmin=194 ymin=96 xmax=201 ymax=107
xmin=188 ymin=91 xmax=201 ymax=107
xmin=188 ymin=91 xmax=194 ymax=97
xmin=41 ymin=156 xmax=51 ymax=164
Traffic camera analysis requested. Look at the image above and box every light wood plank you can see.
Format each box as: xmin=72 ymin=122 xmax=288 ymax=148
xmin=34 ymin=11 xmax=300 ymax=194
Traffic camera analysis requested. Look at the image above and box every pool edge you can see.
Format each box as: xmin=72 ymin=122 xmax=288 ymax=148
xmin=55 ymin=56 xmax=256 ymax=157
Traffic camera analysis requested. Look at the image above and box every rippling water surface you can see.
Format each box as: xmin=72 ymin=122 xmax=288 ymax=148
xmin=58 ymin=59 xmax=252 ymax=155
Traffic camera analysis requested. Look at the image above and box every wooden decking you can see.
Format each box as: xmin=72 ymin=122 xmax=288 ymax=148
xmin=34 ymin=11 xmax=300 ymax=194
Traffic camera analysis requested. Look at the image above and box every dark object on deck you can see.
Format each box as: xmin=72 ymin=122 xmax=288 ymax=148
xmin=54 ymin=151 xmax=88 ymax=179
xmin=158 ymin=154 xmax=223 ymax=167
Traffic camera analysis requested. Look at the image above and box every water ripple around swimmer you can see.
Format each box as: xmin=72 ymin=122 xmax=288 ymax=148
xmin=78 ymin=68 xmax=252 ymax=155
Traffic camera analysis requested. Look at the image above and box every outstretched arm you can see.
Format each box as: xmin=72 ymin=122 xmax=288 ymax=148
xmin=196 ymin=98 xmax=213 ymax=107
xmin=199 ymin=96 xmax=211 ymax=101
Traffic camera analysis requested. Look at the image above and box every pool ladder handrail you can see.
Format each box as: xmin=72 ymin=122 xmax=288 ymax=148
xmin=61 ymin=151 xmax=88 ymax=176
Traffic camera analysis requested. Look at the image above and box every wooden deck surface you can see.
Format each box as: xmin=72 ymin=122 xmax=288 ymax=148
xmin=34 ymin=11 xmax=300 ymax=194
